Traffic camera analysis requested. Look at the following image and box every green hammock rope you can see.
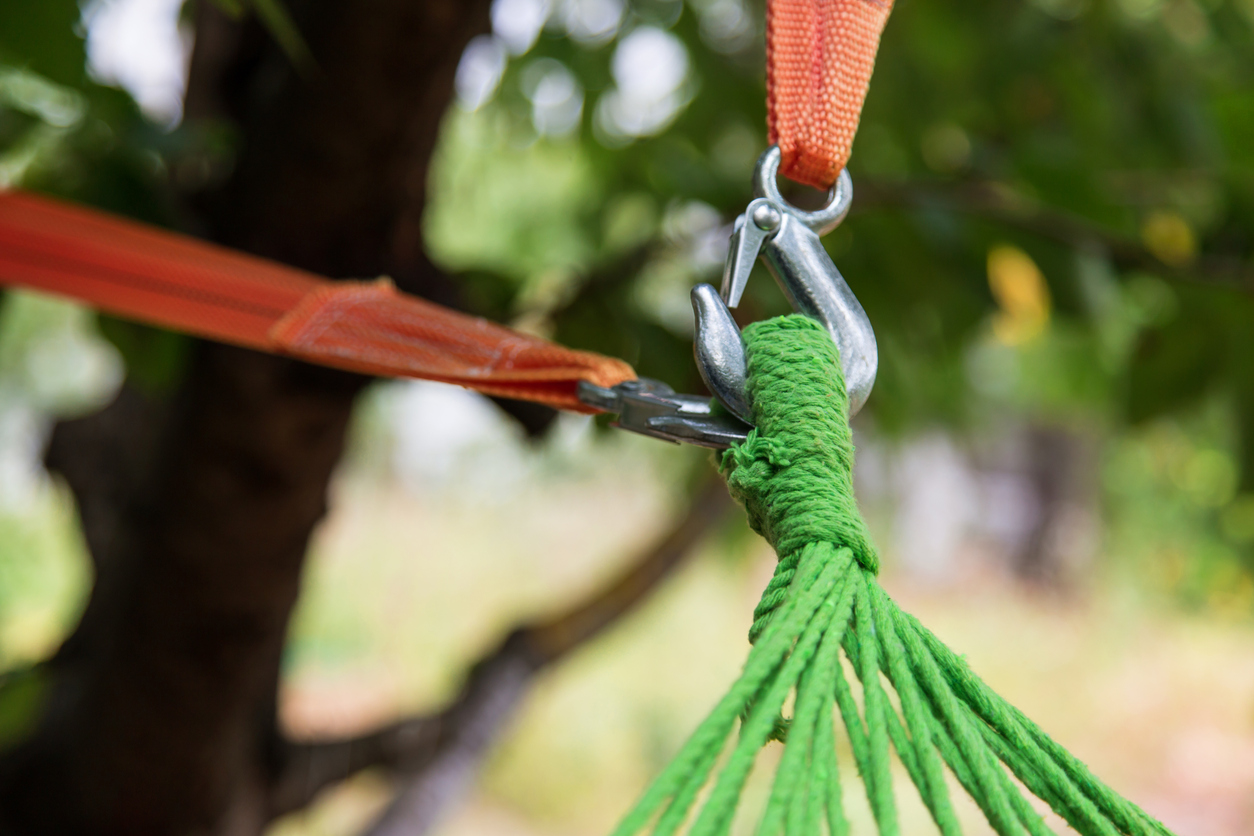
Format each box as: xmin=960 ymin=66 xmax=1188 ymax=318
xmin=611 ymin=315 xmax=1175 ymax=836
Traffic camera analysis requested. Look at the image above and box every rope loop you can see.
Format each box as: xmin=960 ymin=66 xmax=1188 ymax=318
xmin=719 ymin=316 xmax=878 ymax=641
xmin=615 ymin=313 xmax=1175 ymax=836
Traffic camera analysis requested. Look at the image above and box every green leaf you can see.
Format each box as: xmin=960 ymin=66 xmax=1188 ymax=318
xmin=96 ymin=317 xmax=192 ymax=395
xmin=209 ymin=0 xmax=247 ymax=19
xmin=0 ymin=0 xmax=85 ymax=89
xmin=1124 ymin=305 xmax=1226 ymax=425
xmin=0 ymin=668 xmax=48 ymax=751
xmin=247 ymin=0 xmax=316 ymax=76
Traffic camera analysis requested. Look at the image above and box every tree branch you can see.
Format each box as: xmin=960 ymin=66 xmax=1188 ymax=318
xmin=264 ymin=474 xmax=733 ymax=827
xmin=855 ymin=178 xmax=1254 ymax=293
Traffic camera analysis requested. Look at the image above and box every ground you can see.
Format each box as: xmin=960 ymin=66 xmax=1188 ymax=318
xmin=5 ymin=378 xmax=1253 ymax=836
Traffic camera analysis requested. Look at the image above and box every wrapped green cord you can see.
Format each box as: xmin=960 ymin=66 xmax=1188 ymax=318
xmin=611 ymin=315 xmax=1175 ymax=836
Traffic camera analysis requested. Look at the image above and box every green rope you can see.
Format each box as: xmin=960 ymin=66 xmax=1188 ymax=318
xmin=611 ymin=314 xmax=1176 ymax=836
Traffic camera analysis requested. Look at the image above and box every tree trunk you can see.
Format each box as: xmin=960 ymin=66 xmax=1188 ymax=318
xmin=1016 ymin=424 xmax=1086 ymax=588
xmin=0 ymin=2 xmax=491 ymax=833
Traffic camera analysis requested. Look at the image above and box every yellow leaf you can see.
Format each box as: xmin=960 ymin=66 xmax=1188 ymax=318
xmin=987 ymin=245 xmax=1051 ymax=345
xmin=1141 ymin=211 xmax=1196 ymax=267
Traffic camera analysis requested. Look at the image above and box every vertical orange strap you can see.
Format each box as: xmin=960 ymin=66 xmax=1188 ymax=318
xmin=766 ymin=0 xmax=895 ymax=190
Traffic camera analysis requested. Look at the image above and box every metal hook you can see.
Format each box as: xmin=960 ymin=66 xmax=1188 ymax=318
xmin=576 ymin=147 xmax=877 ymax=449
xmin=691 ymin=146 xmax=878 ymax=422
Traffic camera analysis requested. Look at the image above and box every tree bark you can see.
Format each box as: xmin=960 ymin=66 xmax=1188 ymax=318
xmin=0 ymin=1 xmax=491 ymax=833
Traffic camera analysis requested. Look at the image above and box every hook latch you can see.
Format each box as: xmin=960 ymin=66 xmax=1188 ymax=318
xmin=577 ymin=146 xmax=877 ymax=449
xmin=692 ymin=146 xmax=877 ymax=423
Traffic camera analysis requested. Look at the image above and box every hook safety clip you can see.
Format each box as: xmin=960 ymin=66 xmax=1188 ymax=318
xmin=577 ymin=146 xmax=878 ymax=449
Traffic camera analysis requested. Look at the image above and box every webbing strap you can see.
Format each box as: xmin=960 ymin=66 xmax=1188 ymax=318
xmin=0 ymin=190 xmax=634 ymax=411
xmin=766 ymin=0 xmax=895 ymax=190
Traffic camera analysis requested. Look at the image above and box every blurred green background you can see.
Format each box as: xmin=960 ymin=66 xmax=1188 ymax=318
xmin=2 ymin=0 xmax=1254 ymax=833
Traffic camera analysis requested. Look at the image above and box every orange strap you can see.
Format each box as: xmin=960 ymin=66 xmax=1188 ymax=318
xmin=0 ymin=8 xmax=887 ymax=408
xmin=766 ymin=0 xmax=895 ymax=190
xmin=0 ymin=191 xmax=634 ymax=411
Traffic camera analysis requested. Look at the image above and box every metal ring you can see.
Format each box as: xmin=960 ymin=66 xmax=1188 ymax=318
xmin=751 ymin=146 xmax=853 ymax=236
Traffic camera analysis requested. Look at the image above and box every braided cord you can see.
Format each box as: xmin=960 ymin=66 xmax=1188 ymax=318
xmin=611 ymin=315 xmax=1175 ymax=836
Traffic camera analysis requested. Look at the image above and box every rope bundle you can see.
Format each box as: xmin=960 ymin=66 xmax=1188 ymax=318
xmin=611 ymin=316 xmax=1173 ymax=836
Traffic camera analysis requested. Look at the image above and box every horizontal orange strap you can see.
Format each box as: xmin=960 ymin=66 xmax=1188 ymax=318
xmin=0 ymin=190 xmax=634 ymax=412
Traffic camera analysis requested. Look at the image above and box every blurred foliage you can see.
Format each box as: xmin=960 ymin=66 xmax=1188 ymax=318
xmin=421 ymin=0 xmax=1254 ymax=590
xmin=3 ymin=7 xmax=1254 ymax=827
xmin=0 ymin=292 xmax=109 ymax=674
xmin=1 ymin=0 xmax=1254 ymax=605
xmin=208 ymin=0 xmax=315 ymax=74
xmin=423 ymin=0 xmax=1254 ymax=463
xmin=0 ymin=668 xmax=47 ymax=751
xmin=1104 ymin=405 xmax=1254 ymax=614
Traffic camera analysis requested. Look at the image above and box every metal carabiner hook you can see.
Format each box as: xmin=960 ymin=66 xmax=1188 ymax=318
xmin=576 ymin=147 xmax=877 ymax=449
xmin=691 ymin=145 xmax=878 ymax=424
